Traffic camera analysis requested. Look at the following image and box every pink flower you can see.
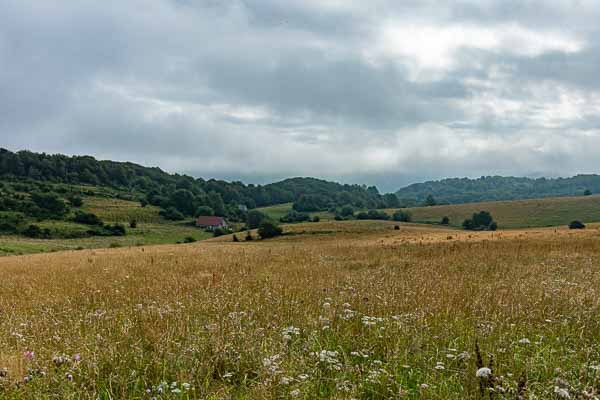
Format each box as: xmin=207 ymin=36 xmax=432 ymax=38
xmin=23 ymin=351 xmax=35 ymax=361
xmin=72 ymin=353 xmax=81 ymax=362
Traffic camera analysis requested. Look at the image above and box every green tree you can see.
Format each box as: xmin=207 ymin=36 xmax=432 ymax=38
xmin=195 ymin=206 xmax=214 ymax=216
xmin=258 ymin=221 xmax=283 ymax=239
xmin=170 ymin=189 xmax=196 ymax=216
xmin=247 ymin=210 xmax=267 ymax=229
xmin=424 ymin=195 xmax=437 ymax=206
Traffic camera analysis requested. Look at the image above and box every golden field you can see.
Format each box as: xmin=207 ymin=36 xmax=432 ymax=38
xmin=1 ymin=220 xmax=600 ymax=399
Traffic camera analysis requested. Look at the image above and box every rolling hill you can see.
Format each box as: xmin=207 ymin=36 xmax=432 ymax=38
xmin=396 ymin=175 xmax=600 ymax=204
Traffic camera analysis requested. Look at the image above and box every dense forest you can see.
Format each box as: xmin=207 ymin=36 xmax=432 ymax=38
xmin=396 ymin=175 xmax=600 ymax=204
xmin=0 ymin=149 xmax=396 ymax=221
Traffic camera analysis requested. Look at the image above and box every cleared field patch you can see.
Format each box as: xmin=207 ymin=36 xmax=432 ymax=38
xmin=1 ymin=222 xmax=600 ymax=398
xmin=81 ymin=196 xmax=162 ymax=223
xmin=394 ymin=194 xmax=600 ymax=229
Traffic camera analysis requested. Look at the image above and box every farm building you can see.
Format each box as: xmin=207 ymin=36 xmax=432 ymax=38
xmin=196 ymin=216 xmax=229 ymax=230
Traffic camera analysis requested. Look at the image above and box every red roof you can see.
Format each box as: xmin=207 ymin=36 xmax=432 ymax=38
xmin=196 ymin=216 xmax=226 ymax=226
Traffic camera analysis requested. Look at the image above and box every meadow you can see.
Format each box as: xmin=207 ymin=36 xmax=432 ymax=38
xmin=1 ymin=220 xmax=599 ymax=399
xmin=259 ymin=194 xmax=600 ymax=229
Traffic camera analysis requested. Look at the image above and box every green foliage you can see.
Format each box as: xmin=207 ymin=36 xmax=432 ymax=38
xmin=195 ymin=205 xmax=214 ymax=217
xmin=247 ymin=210 xmax=268 ymax=229
xmin=441 ymin=216 xmax=450 ymax=225
xmin=31 ymin=192 xmax=70 ymax=218
xmin=159 ymin=207 xmax=185 ymax=221
xmin=463 ymin=211 xmax=497 ymax=231
xmin=183 ymin=236 xmax=197 ymax=243
xmin=424 ymin=194 xmax=437 ymax=206
xmin=569 ymin=220 xmax=585 ymax=229
xmin=72 ymin=211 xmax=103 ymax=226
xmin=584 ymin=189 xmax=592 ymax=196
xmin=129 ymin=220 xmax=137 ymax=229
xmin=340 ymin=205 xmax=354 ymax=217
xmin=257 ymin=221 xmax=283 ymax=239
xmin=67 ymin=195 xmax=83 ymax=207
xmin=280 ymin=210 xmax=310 ymax=223
xmin=0 ymin=212 xmax=25 ymax=233
xmin=312 ymin=216 xmax=320 ymax=222
xmin=356 ymin=210 xmax=390 ymax=220
xmin=392 ymin=210 xmax=412 ymax=222
xmin=397 ymin=175 xmax=600 ymax=205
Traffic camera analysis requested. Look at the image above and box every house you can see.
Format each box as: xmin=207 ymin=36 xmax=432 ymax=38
xmin=196 ymin=216 xmax=229 ymax=230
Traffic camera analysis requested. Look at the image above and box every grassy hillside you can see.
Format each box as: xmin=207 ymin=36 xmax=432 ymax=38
xmin=400 ymin=194 xmax=600 ymax=229
xmin=0 ymin=195 xmax=211 ymax=256
xmin=1 ymin=220 xmax=599 ymax=398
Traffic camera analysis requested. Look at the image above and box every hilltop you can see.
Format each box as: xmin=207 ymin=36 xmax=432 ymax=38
xmin=396 ymin=175 xmax=600 ymax=204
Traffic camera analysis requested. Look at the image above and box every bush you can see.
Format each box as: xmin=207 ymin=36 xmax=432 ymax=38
xmin=68 ymin=195 xmax=83 ymax=207
xmin=183 ymin=236 xmax=197 ymax=243
xmin=213 ymin=228 xmax=227 ymax=237
xmin=392 ymin=210 xmax=411 ymax=222
xmin=441 ymin=216 xmax=450 ymax=225
xmin=340 ymin=205 xmax=354 ymax=217
xmin=280 ymin=210 xmax=310 ymax=223
xmin=584 ymin=189 xmax=592 ymax=196
xmin=394 ymin=225 xmax=400 ymax=230
xmin=356 ymin=210 xmax=390 ymax=220
xmin=73 ymin=211 xmax=103 ymax=226
xmin=569 ymin=220 xmax=585 ymax=229
xmin=104 ymin=224 xmax=127 ymax=236
xmin=129 ymin=220 xmax=137 ymax=229
xmin=233 ymin=234 xmax=239 ymax=242
xmin=245 ymin=231 xmax=254 ymax=241
xmin=312 ymin=216 xmax=320 ymax=222
xmin=247 ymin=210 xmax=268 ymax=229
xmin=22 ymin=224 xmax=52 ymax=239
xmin=258 ymin=221 xmax=283 ymax=239
xmin=463 ymin=211 xmax=496 ymax=231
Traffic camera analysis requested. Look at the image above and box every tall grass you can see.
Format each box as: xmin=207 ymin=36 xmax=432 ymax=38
xmin=0 ymin=222 xmax=599 ymax=398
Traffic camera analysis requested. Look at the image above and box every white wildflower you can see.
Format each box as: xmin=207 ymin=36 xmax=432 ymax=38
xmin=476 ymin=367 xmax=492 ymax=378
xmin=518 ymin=338 xmax=531 ymax=345
xmin=554 ymin=386 xmax=571 ymax=399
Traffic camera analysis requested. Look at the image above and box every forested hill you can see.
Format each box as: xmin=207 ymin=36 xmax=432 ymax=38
xmin=0 ymin=148 xmax=393 ymax=220
xmin=396 ymin=175 xmax=600 ymax=204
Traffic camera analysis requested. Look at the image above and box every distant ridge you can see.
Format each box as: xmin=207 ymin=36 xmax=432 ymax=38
xmin=396 ymin=175 xmax=600 ymax=205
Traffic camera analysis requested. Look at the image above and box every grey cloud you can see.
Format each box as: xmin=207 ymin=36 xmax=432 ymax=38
xmin=2 ymin=0 xmax=600 ymax=192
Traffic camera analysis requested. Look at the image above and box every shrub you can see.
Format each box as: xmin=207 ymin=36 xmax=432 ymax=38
xmin=68 ymin=195 xmax=83 ymax=207
xmin=463 ymin=211 xmax=496 ymax=231
xmin=258 ymin=221 xmax=283 ymax=239
xmin=392 ymin=210 xmax=411 ymax=222
xmin=233 ymin=234 xmax=239 ymax=242
xmin=584 ymin=189 xmax=592 ymax=196
xmin=245 ymin=231 xmax=254 ymax=241
xmin=247 ymin=210 xmax=268 ymax=229
xmin=183 ymin=236 xmax=197 ymax=243
xmin=312 ymin=216 xmax=320 ymax=222
xmin=394 ymin=225 xmax=400 ymax=230
xmin=73 ymin=211 xmax=103 ymax=226
xmin=340 ymin=205 xmax=354 ymax=217
xmin=569 ymin=220 xmax=585 ymax=229
xmin=280 ymin=210 xmax=310 ymax=223
xmin=129 ymin=220 xmax=137 ymax=229
xmin=213 ymin=228 xmax=227 ymax=237
xmin=441 ymin=216 xmax=450 ymax=225
xmin=356 ymin=210 xmax=390 ymax=220
xmin=104 ymin=224 xmax=127 ymax=236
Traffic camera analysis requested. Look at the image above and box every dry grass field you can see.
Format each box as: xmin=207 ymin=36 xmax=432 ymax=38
xmin=1 ymin=220 xmax=600 ymax=399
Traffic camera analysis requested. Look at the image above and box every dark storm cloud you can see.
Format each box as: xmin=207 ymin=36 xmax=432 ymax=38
xmin=1 ymin=0 xmax=600 ymax=192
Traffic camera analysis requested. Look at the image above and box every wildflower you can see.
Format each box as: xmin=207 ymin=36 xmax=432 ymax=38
xmin=322 ymin=302 xmax=331 ymax=310
xmin=290 ymin=389 xmax=301 ymax=397
xmin=420 ymin=383 xmax=429 ymax=389
xmin=182 ymin=383 xmax=191 ymax=390
xmin=518 ymin=338 xmax=531 ymax=345
xmin=72 ymin=353 xmax=81 ymax=362
xmin=297 ymin=374 xmax=309 ymax=381
xmin=65 ymin=372 xmax=73 ymax=381
xmin=476 ymin=367 xmax=492 ymax=378
xmin=434 ymin=362 xmax=445 ymax=371
xmin=280 ymin=376 xmax=293 ymax=385
xmin=457 ymin=351 xmax=470 ymax=361
xmin=342 ymin=303 xmax=351 ymax=308
xmin=23 ymin=351 xmax=35 ymax=361
xmin=554 ymin=386 xmax=571 ymax=398
xmin=53 ymin=356 xmax=68 ymax=367
xmin=0 ymin=368 xmax=8 ymax=378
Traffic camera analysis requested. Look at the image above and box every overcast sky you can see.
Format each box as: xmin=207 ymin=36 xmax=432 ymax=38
xmin=1 ymin=0 xmax=599 ymax=192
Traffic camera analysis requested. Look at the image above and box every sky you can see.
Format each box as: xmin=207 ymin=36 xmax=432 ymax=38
xmin=1 ymin=0 xmax=599 ymax=192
